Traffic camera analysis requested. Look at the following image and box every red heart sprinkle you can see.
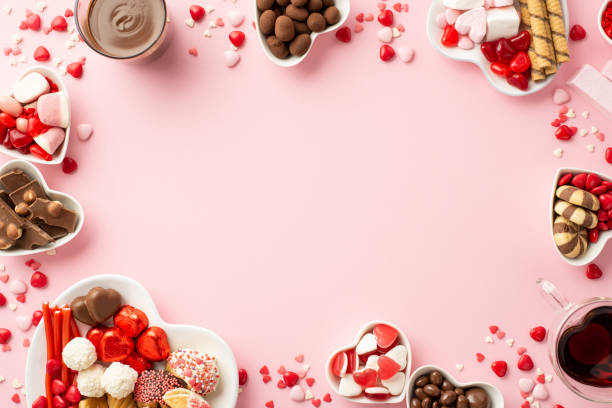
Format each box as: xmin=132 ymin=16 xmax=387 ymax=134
xmin=322 ymin=393 xmax=332 ymax=402
xmin=305 ymin=377 xmax=315 ymax=387
xmin=496 ymin=330 xmax=506 ymax=339
xmin=476 ymin=353 xmax=485 ymax=362
xmin=26 ymin=14 xmax=41 ymax=30
xmin=51 ymin=15 xmax=68 ymax=31
xmin=66 ymin=62 xmax=83 ymax=78
xmin=229 ymin=31 xmax=245 ymax=47
xmin=16 ymin=294 xmax=25 ymax=303
xmin=259 ymin=365 xmax=269 ymax=375
xmin=336 ymin=26 xmax=351 ymax=43
xmin=64 ymin=9 xmax=74 ymax=17
xmin=312 ymin=399 xmax=321 ymax=408
xmin=262 ymin=375 xmax=271 ymax=384
xmin=0 ymin=293 xmax=5 ymax=307
xmin=489 ymin=325 xmax=499 ymax=334
xmin=276 ymin=379 xmax=286 ymax=389
xmin=265 ymin=401 xmax=274 ymax=408
xmin=33 ymin=46 xmax=50 ymax=62
xmin=393 ymin=2 xmax=402 ymax=12
xmin=517 ymin=354 xmax=534 ymax=371
xmin=11 ymin=393 xmax=20 ymax=403
xmin=355 ymin=13 xmax=364 ymax=22
xmin=190 ymin=5 xmax=205 ymax=21
xmin=586 ymin=263 xmax=603 ymax=279
xmin=517 ymin=346 xmax=527 ymax=355
xmin=491 ymin=360 xmax=508 ymax=377
xmin=188 ymin=47 xmax=198 ymax=56
xmin=529 ymin=326 xmax=546 ymax=342
xmin=521 ymin=401 xmax=530 ymax=408
xmin=536 ymin=374 xmax=545 ymax=384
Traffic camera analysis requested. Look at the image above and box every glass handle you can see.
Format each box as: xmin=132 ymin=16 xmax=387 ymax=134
xmin=536 ymin=278 xmax=571 ymax=310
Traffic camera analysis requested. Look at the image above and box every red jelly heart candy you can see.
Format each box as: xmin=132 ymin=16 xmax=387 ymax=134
xmin=379 ymin=44 xmax=395 ymax=61
xmin=373 ymin=324 xmax=398 ymax=349
xmin=592 ymin=185 xmax=608 ymax=195
xmin=33 ymin=46 xmax=50 ymax=62
xmin=283 ymin=371 xmax=299 ymax=387
xmin=586 ymin=263 xmax=603 ymax=279
xmin=51 ymin=16 xmax=68 ymax=31
xmin=26 ymin=14 xmax=41 ymax=30
xmin=190 ymin=5 xmax=206 ymax=21
xmin=599 ymin=193 xmax=612 ymax=211
xmin=136 ymin=326 xmax=170 ymax=361
xmin=32 ymin=396 xmax=47 ymax=408
xmin=27 ymin=115 xmax=49 ymax=137
xmin=586 ymin=173 xmax=602 ymax=190
xmin=86 ymin=326 xmax=107 ymax=357
xmin=64 ymin=385 xmax=80 ymax=403
xmin=330 ymin=351 xmax=347 ymax=377
xmin=529 ymin=326 xmax=546 ymax=342
xmin=480 ymin=41 xmax=498 ymax=62
xmin=377 ymin=355 xmax=400 ymax=380
xmin=569 ymin=24 xmax=586 ymax=41
xmin=229 ymin=31 xmax=245 ymax=47
xmin=238 ymin=368 xmax=248 ymax=385
xmin=121 ymin=351 xmax=152 ymax=374
xmin=572 ymin=173 xmax=587 ymax=188
xmin=0 ymin=113 xmax=16 ymax=128
xmin=491 ymin=360 xmax=508 ymax=377
xmin=32 ymin=310 xmax=43 ymax=326
xmin=507 ymin=73 xmax=528 ymax=91
xmin=490 ymin=62 xmax=511 ymax=77
xmin=0 ymin=328 xmax=10 ymax=344
xmin=441 ymin=25 xmax=459 ymax=47
xmin=554 ymin=125 xmax=573 ymax=141
xmin=66 ymin=62 xmax=83 ymax=78
xmin=377 ymin=9 xmax=393 ymax=26
xmin=99 ymin=327 xmax=134 ymax=362
xmin=509 ymin=51 xmax=530 ymax=73
xmin=607 ymin=147 xmax=612 ymax=164
xmin=51 ymin=379 xmax=66 ymax=395
xmin=336 ymin=26 xmax=351 ymax=43
xmin=352 ymin=368 xmax=377 ymax=387
xmin=496 ymin=38 xmax=515 ymax=62
xmin=62 ymin=157 xmax=78 ymax=174
xmin=509 ymin=30 xmax=531 ymax=52
xmin=558 ymin=173 xmax=572 ymax=186
xmin=517 ymin=354 xmax=534 ymax=371
xmin=9 ymin=129 xmax=32 ymax=148
xmin=114 ymin=305 xmax=149 ymax=337
xmin=46 ymin=359 xmax=61 ymax=377
xmin=589 ymin=228 xmax=599 ymax=243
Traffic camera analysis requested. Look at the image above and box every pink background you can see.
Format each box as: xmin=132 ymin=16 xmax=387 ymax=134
xmin=0 ymin=0 xmax=611 ymax=407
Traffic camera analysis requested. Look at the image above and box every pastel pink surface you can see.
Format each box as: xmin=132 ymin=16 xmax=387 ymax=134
xmin=0 ymin=1 xmax=610 ymax=408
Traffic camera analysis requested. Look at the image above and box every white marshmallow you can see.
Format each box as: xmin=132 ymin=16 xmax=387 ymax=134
xmin=455 ymin=6 xmax=486 ymax=43
xmin=338 ymin=374 xmax=362 ymax=397
xmin=485 ymin=6 xmax=520 ymax=41
xmin=568 ymin=64 xmax=612 ymax=118
xmin=484 ymin=0 xmax=513 ymax=7
xmin=33 ymin=127 xmax=65 ymax=155
xmin=381 ymin=372 xmax=405 ymax=395
xmin=442 ymin=0 xmax=484 ymax=10
xmin=37 ymin=91 xmax=70 ymax=128
xmin=385 ymin=345 xmax=408 ymax=370
xmin=355 ymin=333 xmax=377 ymax=355
xmin=12 ymin=72 xmax=50 ymax=104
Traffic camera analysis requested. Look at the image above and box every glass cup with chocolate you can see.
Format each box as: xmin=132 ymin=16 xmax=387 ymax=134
xmin=75 ymin=0 xmax=170 ymax=60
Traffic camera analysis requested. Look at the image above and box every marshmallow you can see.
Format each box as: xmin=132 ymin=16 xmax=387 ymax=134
xmin=442 ymin=0 xmax=484 ymax=10
xmin=355 ymin=333 xmax=377 ymax=355
xmin=385 ymin=345 xmax=408 ymax=370
xmin=381 ymin=372 xmax=406 ymax=395
xmin=15 ymin=117 xmax=27 ymax=133
xmin=485 ymin=6 xmax=520 ymax=41
xmin=0 ymin=95 xmax=22 ymax=117
xmin=12 ymin=72 xmax=50 ymax=104
xmin=455 ymin=6 xmax=486 ymax=43
xmin=338 ymin=374 xmax=362 ymax=397
xmin=568 ymin=64 xmax=612 ymax=118
xmin=33 ymin=127 xmax=65 ymax=155
xmin=602 ymin=59 xmax=612 ymax=81
xmin=37 ymin=91 xmax=70 ymax=128
xmin=485 ymin=0 xmax=513 ymax=7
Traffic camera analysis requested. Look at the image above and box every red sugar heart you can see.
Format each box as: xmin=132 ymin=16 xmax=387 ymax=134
xmin=262 ymin=375 xmax=271 ymax=384
xmin=265 ymin=401 xmax=274 ymax=408
xmin=355 ymin=13 xmax=364 ymax=22
xmin=259 ymin=366 xmax=269 ymax=375
xmin=476 ymin=353 xmax=485 ymax=362
xmin=64 ymin=9 xmax=74 ymax=17
xmin=51 ymin=15 xmax=68 ymax=31
xmin=489 ymin=325 xmax=499 ymax=334
xmin=529 ymin=326 xmax=546 ymax=342
xmin=26 ymin=14 xmax=41 ymax=30
xmin=322 ymin=393 xmax=331 ymax=402
xmin=0 ymin=274 xmax=8 ymax=283
xmin=188 ymin=48 xmax=198 ymax=56
xmin=496 ymin=330 xmax=506 ymax=339
xmin=67 ymin=62 xmax=84 ymax=78
xmin=312 ymin=399 xmax=321 ymax=407
xmin=276 ymin=379 xmax=286 ymax=389
xmin=521 ymin=401 xmax=530 ymax=408
xmin=16 ymin=294 xmax=25 ymax=303
xmin=536 ymin=374 xmax=545 ymax=384
xmin=305 ymin=377 xmax=315 ymax=387
xmin=517 ymin=354 xmax=534 ymax=371
xmin=491 ymin=360 xmax=508 ymax=377
xmin=277 ymin=365 xmax=286 ymax=374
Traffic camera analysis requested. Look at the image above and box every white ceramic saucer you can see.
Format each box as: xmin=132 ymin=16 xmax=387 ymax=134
xmin=0 ymin=159 xmax=83 ymax=256
xmin=25 ymin=275 xmax=239 ymax=408
xmin=426 ymin=0 xmax=568 ymax=96
xmin=0 ymin=66 xmax=71 ymax=165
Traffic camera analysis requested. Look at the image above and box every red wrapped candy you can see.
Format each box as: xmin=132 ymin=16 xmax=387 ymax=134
xmin=137 ymin=327 xmax=170 ymax=361
xmin=114 ymin=305 xmax=149 ymax=338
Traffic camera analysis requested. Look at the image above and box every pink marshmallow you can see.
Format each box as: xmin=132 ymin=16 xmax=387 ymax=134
xmin=37 ymin=91 xmax=70 ymax=128
xmin=15 ymin=117 xmax=28 ymax=133
xmin=602 ymin=60 xmax=612 ymax=82
xmin=567 ymin=64 xmax=612 ymax=118
xmin=436 ymin=12 xmax=447 ymax=29
xmin=33 ymin=127 xmax=65 ymax=155
xmin=445 ymin=8 xmax=462 ymax=25
xmin=0 ymin=95 xmax=23 ymax=117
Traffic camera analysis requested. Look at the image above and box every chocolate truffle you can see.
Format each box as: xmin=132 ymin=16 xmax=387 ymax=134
xmin=266 ymin=35 xmax=289 ymax=58
xmin=275 ymin=15 xmax=295 ymax=41
xmin=294 ymin=21 xmax=311 ymax=34
xmin=286 ymin=4 xmax=309 ymax=21
xmin=465 ymin=388 xmax=488 ymax=408
xmin=307 ymin=12 xmax=326 ymax=32
xmin=289 ymin=33 xmax=312 ymax=56
xmin=307 ymin=0 xmax=323 ymax=11
xmin=259 ymin=10 xmax=277 ymax=35
xmin=257 ymin=0 xmax=276 ymax=10
xmin=277 ymin=0 xmax=290 ymax=7
xmin=322 ymin=0 xmax=335 ymax=8
xmin=323 ymin=6 xmax=340 ymax=24
xmin=290 ymin=0 xmax=308 ymax=7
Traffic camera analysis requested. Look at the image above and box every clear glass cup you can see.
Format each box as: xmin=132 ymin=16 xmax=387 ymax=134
xmin=74 ymin=0 xmax=171 ymax=61
xmin=537 ymin=279 xmax=612 ymax=403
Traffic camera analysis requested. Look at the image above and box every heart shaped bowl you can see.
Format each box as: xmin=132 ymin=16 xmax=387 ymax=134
xmin=25 ymin=274 xmax=240 ymax=408
xmin=426 ymin=0 xmax=568 ymax=96
xmin=599 ymin=0 xmax=612 ymax=46
xmin=325 ymin=320 xmax=412 ymax=404
xmin=406 ymin=365 xmax=504 ymax=408
xmin=254 ymin=0 xmax=350 ymax=67
xmin=0 ymin=66 xmax=70 ymax=165
xmin=550 ymin=167 xmax=611 ymax=266
xmin=0 ymin=159 xmax=83 ymax=256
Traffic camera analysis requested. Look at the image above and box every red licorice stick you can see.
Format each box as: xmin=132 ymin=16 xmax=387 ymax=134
xmin=42 ymin=303 xmax=54 ymax=408
xmin=69 ymin=316 xmax=80 ymax=338
xmin=61 ymin=308 xmax=71 ymax=384
xmin=52 ymin=311 xmax=62 ymax=365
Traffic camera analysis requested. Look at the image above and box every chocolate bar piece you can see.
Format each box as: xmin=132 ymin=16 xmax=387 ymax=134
xmin=0 ymin=190 xmax=12 ymax=207
xmin=0 ymin=169 xmax=31 ymax=192
xmin=0 ymin=199 xmax=24 ymax=249
xmin=38 ymin=223 xmax=68 ymax=240
xmin=14 ymin=222 xmax=54 ymax=250
xmin=27 ymin=199 xmax=78 ymax=233
xmin=9 ymin=180 xmax=48 ymax=206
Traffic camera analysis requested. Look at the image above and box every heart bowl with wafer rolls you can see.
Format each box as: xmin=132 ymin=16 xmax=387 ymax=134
xmin=551 ymin=167 xmax=612 ymax=266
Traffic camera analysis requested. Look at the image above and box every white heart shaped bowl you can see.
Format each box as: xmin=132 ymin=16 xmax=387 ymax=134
xmin=325 ymin=320 xmax=412 ymax=404
xmin=550 ymin=167 xmax=611 ymax=266
xmin=598 ymin=0 xmax=612 ymax=46
xmin=254 ymin=0 xmax=350 ymax=67
xmin=0 ymin=66 xmax=70 ymax=165
xmin=407 ymin=365 xmax=504 ymax=408
xmin=426 ymin=0 xmax=568 ymax=96
xmin=25 ymin=274 xmax=239 ymax=408
xmin=0 ymin=159 xmax=83 ymax=256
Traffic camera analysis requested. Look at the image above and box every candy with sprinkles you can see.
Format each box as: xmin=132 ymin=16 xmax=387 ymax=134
xmin=166 ymin=349 xmax=220 ymax=396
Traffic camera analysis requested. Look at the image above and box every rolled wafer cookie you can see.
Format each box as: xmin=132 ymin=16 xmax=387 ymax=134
xmin=544 ymin=0 xmax=569 ymax=63
xmin=543 ymin=7 xmax=557 ymax=76
xmin=518 ymin=0 xmax=546 ymax=81
xmin=106 ymin=394 xmax=136 ymax=408
xmin=163 ymin=388 xmax=211 ymax=408
xmin=554 ymin=200 xmax=598 ymax=229
xmin=553 ymin=216 xmax=588 ymax=259
xmin=527 ymin=0 xmax=554 ymax=69
xmin=556 ymin=185 xmax=600 ymax=211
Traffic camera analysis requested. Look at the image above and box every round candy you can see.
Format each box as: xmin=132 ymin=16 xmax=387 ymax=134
xmin=166 ymin=349 xmax=220 ymax=396
xmin=134 ymin=370 xmax=182 ymax=405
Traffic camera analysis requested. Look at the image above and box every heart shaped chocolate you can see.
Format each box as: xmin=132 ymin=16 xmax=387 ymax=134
xmin=70 ymin=295 xmax=95 ymax=325
xmin=85 ymin=287 xmax=122 ymax=323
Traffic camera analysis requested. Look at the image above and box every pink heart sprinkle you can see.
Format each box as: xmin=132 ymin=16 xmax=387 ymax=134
xmin=516 ymin=346 xmax=527 ymax=355
xmin=294 ymin=354 xmax=304 ymax=363
xmin=2 ymin=344 xmax=11 ymax=352
xmin=377 ymin=2 xmax=386 ymax=10
xmin=216 ymin=17 xmax=225 ymax=27
xmin=43 ymin=26 xmax=52 ymax=35
xmin=22 ymin=338 xmax=30 ymax=348
xmin=596 ymin=132 xmax=605 ymax=142
xmin=364 ymin=13 xmax=374 ymax=21
xmin=3 ymin=47 xmax=12 ymax=56
xmin=354 ymin=23 xmax=364 ymax=33
xmin=277 ymin=365 xmax=286 ymax=374
xmin=0 ymin=274 xmax=9 ymax=283
xmin=496 ymin=330 xmax=506 ymax=339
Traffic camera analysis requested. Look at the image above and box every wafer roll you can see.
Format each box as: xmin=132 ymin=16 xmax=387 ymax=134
xmin=106 ymin=394 xmax=136 ymax=408
xmin=556 ymin=186 xmax=600 ymax=211
xmin=527 ymin=0 xmax=554 ymax=69
xmin=543 ymin=6 xmax=557 ymax=76
xmin=519 ymin=0 xmax=546 ymax=81
xmin=554 ymin=200 xmax=598 ymax=229
xmin=545 ymin=0 xmax=569 ymax=63
xmin=553 ymin=216 xmax=588 ymax=259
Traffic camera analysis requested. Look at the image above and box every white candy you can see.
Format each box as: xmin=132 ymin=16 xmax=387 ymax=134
xmin=580 ymin=128 xmax=588 ymax=136
xmin=185 ymin=18 xmax=195 ymax=28
xmin=484 ymin=0 xmax=513 ymax=6
xmin=553 ymin=148 xmax=563 ymax=158
xmin=532 ymin=384 xmax=548 ymax=400
xmin=587 ymin=144 xmax=595 ymax=152
xmin=289 ymin=386 xmax=305 ymax=401
xmin=12 ymin=72 xmax=50 ymax=104
xmin=455 ymin=6 xmax=486 ymax=43
xmin=582 ymin=111 xmax=590 ymax=119
xmin=485 ymin=335 xmax=494 ymax=343
xmin=455 ymin=363 xmax=464 ymax=371
xmin=385 ymin=345 xmax=408 ymax=370
xmin=592 ymin=126 xmax=599 ymax=134
xmin=518 ymin=378 xmax=535 ymax=393
xmin=365 ymin=355 xmax=379 ymax=370
xmin=304 ymin=390 xmax=314 ymax=400
xmin=338 ymin=374 xmax=362 ymax=397
xmin=485 ymin=6 xmax=520 ymax=41
xmin=356 ymin=333 xmax=377 ymax=355
xmin=442 ymin=0 xmax=484 ymax=10
xmin=377 ymin=27 xmax=393 ymax=43
xmin=506 ymin=338 xmax=514 ymax=347
xmin=381 ymin=372 xmax=405 ymax=395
